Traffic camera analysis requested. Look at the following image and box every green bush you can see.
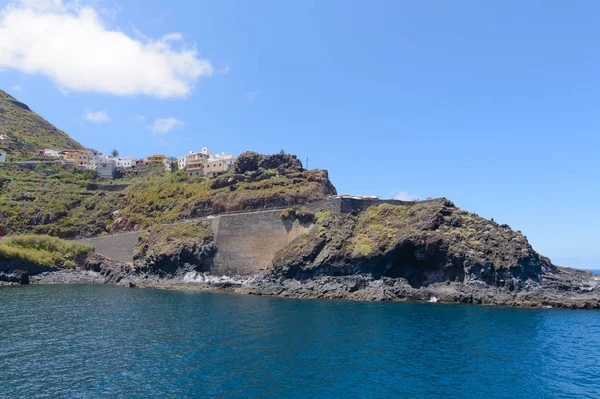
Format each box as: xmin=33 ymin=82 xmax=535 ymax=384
xmin=0 ymin=235 xmax=93 ymax=267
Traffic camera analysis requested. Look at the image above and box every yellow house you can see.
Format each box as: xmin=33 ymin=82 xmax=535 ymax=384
xmin=145 ymin=155 xmax=167 ymax=165
xmin=62 ymin=149 xmax=93 ymax=169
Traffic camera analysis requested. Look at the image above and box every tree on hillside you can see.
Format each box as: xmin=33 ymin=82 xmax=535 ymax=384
xmin=111 ymin=149 xmax=119 ymax=158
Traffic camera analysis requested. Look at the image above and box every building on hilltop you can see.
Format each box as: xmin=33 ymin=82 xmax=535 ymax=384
xmin=163 ymin=158 xmax=178 ymax=172
xmin=97 ymin=160 xmax=115 ymax=179
xmin=62 ymin=149 xmax=95 ymax=170
xmin=211 ymin=152 xmax=236 ymax=166
xmin=203 ymin=159 xmax=230 ymax=176
xmin=182 ymin=150 xmax=237 ymax=177
xmin=116 ymin=157 xmax=135 ymax=170
xmin=177 ymin=154 xmax=189 ymax=170
xmin=145 ymin=154 xmax=166 ymax=165
xmin=44 ymin=149 xmax=61 ymax=157
xmin=178 ymin=150 xmax=213 ymax=170
xmin=186 ymin=151 xmax=211 ymax=176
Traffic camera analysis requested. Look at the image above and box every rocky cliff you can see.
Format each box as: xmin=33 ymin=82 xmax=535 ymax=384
xmin=272 ymin=199 xmax=550 ymax=288
xmin=88 ymin=199 xmax=599 ymax=309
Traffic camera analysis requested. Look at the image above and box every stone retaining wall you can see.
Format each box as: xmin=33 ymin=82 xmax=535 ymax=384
xmin=81 ymin=198 xmax=443 ymax=271
xmin=210 ymin=209 xmax=312 ymax=276
xmin=76 ymin=231 xmax=142 ymax=264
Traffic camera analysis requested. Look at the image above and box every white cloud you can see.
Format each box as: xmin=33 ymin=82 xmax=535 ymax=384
xmin=146 ymin=117 xmax=183 ymax=135
xmin=84 ymin=109 xmax=110 ymax=123
xmin=0 ymin=0 xmax=213 ymax=98
xmin=394 ymin=191 xmax=419 ymax=201
xmin=11 ymin=84 xmax=21 ymax=91
xmin=242 ymin=90 xmax=261 ymax=102
xmin=132 ymin=114 xmax=146 ymax=123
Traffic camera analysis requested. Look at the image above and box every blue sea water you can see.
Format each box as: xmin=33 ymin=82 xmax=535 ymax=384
xmin=1 ymin=285 xmax=599 ymax=399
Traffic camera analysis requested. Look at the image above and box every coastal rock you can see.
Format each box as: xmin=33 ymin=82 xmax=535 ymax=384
xmin=272 ymin=199 xmax=549 ymax=288
xmin=133 ymin=221 xmax=217 ymax=278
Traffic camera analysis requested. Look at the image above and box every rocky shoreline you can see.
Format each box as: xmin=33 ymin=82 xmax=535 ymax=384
xmin=21 ymin=259 xmax=600 ymax=309
xmin=3 ymin=198 xmax=599 ymax=309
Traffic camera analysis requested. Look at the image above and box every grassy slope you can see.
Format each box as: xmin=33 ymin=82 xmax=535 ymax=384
xmin=134 ymin=221 xmax=213 ymax=259
xmin=0 ymin=89 xmax=83 ymax=151
xmin=0 ymin=158 xmax=336 ymax=238
xmin=0 ymin=235 xmax=92 ymax=268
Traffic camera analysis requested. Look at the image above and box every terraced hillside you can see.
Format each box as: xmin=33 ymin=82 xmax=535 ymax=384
xmin=0 ymin=152 xmax=336 ymax=238
xmin=0 ymin=89 xmax=83 ymax=151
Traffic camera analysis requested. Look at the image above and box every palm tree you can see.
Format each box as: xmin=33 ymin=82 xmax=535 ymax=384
xmin=111 ymin=149 xmax=119 ymax=158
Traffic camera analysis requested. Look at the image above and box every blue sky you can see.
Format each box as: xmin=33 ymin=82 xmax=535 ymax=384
xmin=0 ymin=0 xmax=598 ymax=268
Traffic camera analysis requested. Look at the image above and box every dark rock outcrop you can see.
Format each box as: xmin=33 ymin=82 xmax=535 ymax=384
xmin=273 ymin=199 xmax=549 ymax=287
xmin=258 ymin=199 xmax=600 ymax=308
xmin=133 ymin=221 xmax=217 ymax=278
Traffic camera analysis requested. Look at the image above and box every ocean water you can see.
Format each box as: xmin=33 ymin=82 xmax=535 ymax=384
xmin=1 ymin=285 xmax=599 ymax=399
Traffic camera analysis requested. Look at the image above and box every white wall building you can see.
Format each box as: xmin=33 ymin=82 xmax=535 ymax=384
xmin=97 ymin=160 xmax=115 ymax=179
xmin=177 ymin=148 xmax=237 ymax=172
xmin=0 ymin=150 xmax=6 ymax=163
xmin=209 ymin=152 xmax=237 ymax=168
xmin=177 ymin=155 xmax=189 ymax=170
xmin=116 ymin=157 xmax=135 ymax=169
xmin=44 ymin=149 xmax=61 ymax=157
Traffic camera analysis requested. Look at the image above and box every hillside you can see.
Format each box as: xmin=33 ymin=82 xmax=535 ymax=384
xmin=0 ymin=152 xmax=337 ymax=238
xmin=0 ymin=89 xmax=83 ymax=151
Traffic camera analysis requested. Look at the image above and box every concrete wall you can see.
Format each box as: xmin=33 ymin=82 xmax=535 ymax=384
xmin=79 ymin=198 xmax=443 ymax=271
xmin=76 ymin=231 xmax=142 ymax=264
xmin=210 ymin=209 xmax=313 ymax=276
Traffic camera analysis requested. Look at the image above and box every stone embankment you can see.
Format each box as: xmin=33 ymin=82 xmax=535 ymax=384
xmin=77 ymin=197 xmax=421 ymax=267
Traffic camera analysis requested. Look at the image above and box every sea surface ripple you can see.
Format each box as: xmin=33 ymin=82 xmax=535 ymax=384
xmin=1 ymin=284 xmax=599 ymax=398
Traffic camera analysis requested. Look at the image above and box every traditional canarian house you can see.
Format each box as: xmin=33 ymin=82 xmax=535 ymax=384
xmin=62 ymin=149 xmax=95 ymax=170
xmin=145 ymin=155 xmax=166 ymax=165
xmin=177 ymin=154 xmax=189 ymax=170
xmin=116 ymin=157 xmax=136 ymax=170
xmin=186 ymin=151 xmax=210 ymax=177
xmin=44 ymin=149 xmax=61 ymax=157
xmin=203 ymin=159 xmax=230 ymax=176
xmin=179 ymin=146 xmax=237 ymax=177
xmin=96 ymin=160 xmax=115 ymax=179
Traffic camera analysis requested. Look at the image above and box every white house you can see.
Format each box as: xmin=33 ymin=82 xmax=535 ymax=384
xmin=43 ymin=149 xmax=61 ymax=157
xmin=179 ymin=150 xmax=210 ymax=170
xmin=116 ymin=157 xmax=135 ymax=170
xmin=177 ymin=154 xmax=189 ymax=170
xmin=96 ymin=161 xmax=115 ymax=179
xmin=0 ymin=150 xmax=6 ymax=163
xmin=209 ymin=152 xmax=237 ymax=169
xmin=163 ymin=158 xmax=178 ymax=172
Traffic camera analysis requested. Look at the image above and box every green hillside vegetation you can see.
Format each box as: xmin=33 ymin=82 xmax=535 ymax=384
xmin=0 ymin=89 xmax=83 ymax=151
xmin=0 ymin=235 xmax=92 ymax=268
xmin=0 ymin=152 xmax=336 ymax=238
